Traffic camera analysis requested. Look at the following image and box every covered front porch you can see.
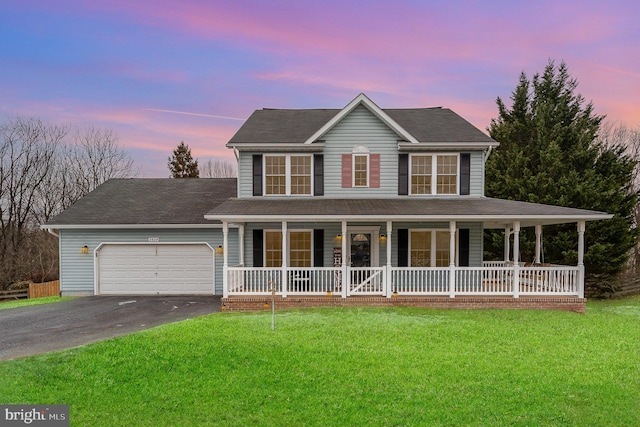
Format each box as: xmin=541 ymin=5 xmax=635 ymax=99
xmin=207 ymin=197 xmax=610 ymax=311
xmin=225 ymin=262 xmax=580 ymax=298
xmin=220 ymin=219 xmax=587 ymax=298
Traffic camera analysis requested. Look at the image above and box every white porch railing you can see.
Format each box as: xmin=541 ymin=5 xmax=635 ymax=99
xmin=226 ymin=264 xmax=580 ymax=297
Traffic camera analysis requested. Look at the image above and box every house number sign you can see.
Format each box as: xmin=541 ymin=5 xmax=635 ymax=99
xmin=148 ymin=237 xmax=160 ymax=242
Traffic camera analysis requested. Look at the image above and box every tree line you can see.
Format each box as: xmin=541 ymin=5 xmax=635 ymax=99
xmin=0 ymin=116 xmax=136 ymax=289
xmin=1 ymin=60 xmax=638 ymax=297
xmin=485 ymin=61 xmax=639 ymax=295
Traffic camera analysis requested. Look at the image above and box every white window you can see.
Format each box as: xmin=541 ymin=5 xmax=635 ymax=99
xmin=409 ymin=230 xmax=452 ymax=267
xmin=264 ymin=155 xmax=312 ymax=196
xmin=265 ymin=156 xmax=287 ymax=195
xmin=264 ymin=230 xmax=313 ymax=267
xmin=289 ymin=231 xmax=312 ymax=267
xmin=265 ymin=231 xmax=283 ymax=267
xmin=410 ymin=154 xmax=459 ymax=195
xmin=352 ymin=145 xmax=369 ymax=188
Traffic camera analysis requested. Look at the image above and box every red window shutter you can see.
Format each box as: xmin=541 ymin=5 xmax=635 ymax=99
xmin=342 ymin=154 xmax=352 ymax=188
xmin=370 ymin=154 xmax=380 ymax=188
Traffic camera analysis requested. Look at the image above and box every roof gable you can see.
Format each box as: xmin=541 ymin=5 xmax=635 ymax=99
xmin=302 ymin=93 xmax=419 ymax=144
xmin=226 ymin=93 xmax=498 ymax=148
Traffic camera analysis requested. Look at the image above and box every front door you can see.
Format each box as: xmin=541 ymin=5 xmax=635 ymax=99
xmin=347 ymin=227 xmax=379 ymax=267
xmin=350 ymin=233 xmax=371 ymax=267
xmin=347 ymin=227 xmax=382 ymax=295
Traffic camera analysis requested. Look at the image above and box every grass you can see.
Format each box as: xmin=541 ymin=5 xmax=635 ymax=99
xmin=1 ymin=297 xmax=638 ymax=426
xmin=0 ymin=296 xmax=74 ymax=310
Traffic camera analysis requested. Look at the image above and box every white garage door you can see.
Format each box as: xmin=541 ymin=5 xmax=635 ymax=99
xmin=97 ymin=244 xmax=214 ymax=295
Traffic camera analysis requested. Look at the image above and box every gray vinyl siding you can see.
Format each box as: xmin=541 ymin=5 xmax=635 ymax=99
xmin=242 ymin=221 xmax=481 ymax=268
xmin=236 ymin=106 xmax=486 ymax=199
xmin=238 ymin=152 xmax=254 ymax=198
xmin=59 ymin=228 xmax=239 ymax=296
xmin=323 ymin=105 xmax=399 ymax=197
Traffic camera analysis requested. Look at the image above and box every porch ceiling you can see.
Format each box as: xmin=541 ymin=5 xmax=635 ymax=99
xmin=205 ymin=197 xmax=611 ymax=227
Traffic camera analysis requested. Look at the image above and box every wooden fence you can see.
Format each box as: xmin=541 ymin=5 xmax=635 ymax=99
xmin=0 ymin=288 xmax=29 ymax=301
xmin=616 ymin=275 xmax=640 ymax=297
xmin=0 ymin=280 xmax=60 ymax=302
xmin=28 ymin=280 xmax=60 ymax=299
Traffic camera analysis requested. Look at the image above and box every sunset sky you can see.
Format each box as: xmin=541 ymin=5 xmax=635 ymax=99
xmin=2 ymin=0 xmax=638 ymax=177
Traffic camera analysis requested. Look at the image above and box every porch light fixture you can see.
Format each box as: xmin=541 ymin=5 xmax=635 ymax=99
xmin=216 ymin=245 xmax=224 ymax=255
xmin=81 ymin=245 xmax=89 ymax=255
xmin=380 ymin=234 xmax=386 ymax=242
xmin=336 ymin=233 xmax=342 ymax=241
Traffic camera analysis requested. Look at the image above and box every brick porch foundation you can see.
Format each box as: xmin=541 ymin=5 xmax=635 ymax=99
xmin=221 ymin=295 xmax=586 ymax=313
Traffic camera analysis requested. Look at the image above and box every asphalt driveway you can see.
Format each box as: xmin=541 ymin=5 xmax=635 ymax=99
xmin=0 ymin=295 xmax=220 ymax=360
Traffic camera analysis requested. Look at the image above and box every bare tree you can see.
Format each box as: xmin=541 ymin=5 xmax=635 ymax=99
xmin=199 ymin=158 xmax=237 ymax=178
xmin=597 ymin=122 xmax=640 ymax=274
xmin=0 ymin=117 xmax=67 ymax=286
xmin=0 ymin=116 xmax=137 ymax=288
xmin=68 ymin=126 xmax=137 ymax=195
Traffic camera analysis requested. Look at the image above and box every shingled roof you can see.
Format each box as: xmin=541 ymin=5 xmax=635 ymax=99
xmin=227 ymin=106 xmax=496 ymax=145
xmin=205 ymin=197 xmax=610 ymax=228
xmin=44 ymin=178 xmax=237 ymax=227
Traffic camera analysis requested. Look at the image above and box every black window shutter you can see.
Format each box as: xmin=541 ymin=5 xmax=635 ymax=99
xmin=252 ymin=155 xmax=263 ymax=196
xmin=398 ymin=229 xmax=409 ymax=267
xmin=459 ymin=229 xmax=470 ymax=267
xmin=398 ymin=154 xmax=409 ymax=195
xmin=314 ymin=155 xmax=324 ymax=196
xmin=313 ymin=229 xmax=324 ymax=267
xmin=460 ymin=153 xmax=470 ymax=195
xmin=252 ymin=229 xmax=263 ymax=267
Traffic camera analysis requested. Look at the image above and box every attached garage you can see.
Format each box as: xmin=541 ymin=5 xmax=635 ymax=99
xmin=96 ymin=243 xmax=215 ymax=295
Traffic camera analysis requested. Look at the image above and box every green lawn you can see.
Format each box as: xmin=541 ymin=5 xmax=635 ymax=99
xmin=1 ymin=298 xmax=638 ymax=426
xmin=0 ymin=296 xmax=74 ymax=310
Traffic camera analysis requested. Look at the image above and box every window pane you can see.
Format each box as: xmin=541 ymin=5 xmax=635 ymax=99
xmin=290 ymin=156 xmax=311 ymax=195
xmin=354 ymin=155 xmax=368 ymax=187
xmin=436 ymin=155 xmax=457 ymax=194
xmin=435 ymin=231 xmax=450 ymax=267
xmin=410 ymin=231 xmax=431 ymax=267
xmin=411 ymin=155 xmax=432 ymax=194
xmin=289 ymin=231 xmax=312 ymax=267
xmin=265 ymin=231 xmax=282 ymax=267
xmin=265 ymin=156 xmax=286 ymax=195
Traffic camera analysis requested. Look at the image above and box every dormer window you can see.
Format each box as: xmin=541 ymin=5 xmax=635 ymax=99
xmin=264 ymin=154 xmax=312 ymax=196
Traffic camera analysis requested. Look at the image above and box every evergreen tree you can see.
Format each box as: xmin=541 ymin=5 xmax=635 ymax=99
xmin=168 ymin=141 xmax=199 ymax=178
xmin=485 ymin=61 xmax=638 ymax=287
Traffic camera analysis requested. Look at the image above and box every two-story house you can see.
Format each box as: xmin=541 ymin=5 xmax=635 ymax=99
xmin=43 ymin=94 xmax=611 ymax=311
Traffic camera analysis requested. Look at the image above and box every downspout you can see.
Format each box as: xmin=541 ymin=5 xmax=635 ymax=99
xmin=46 ymin=227 xmax=59 ymax=238
xmin=483 ymin=145 xmax=494 ymax=163
xmin=482 ymin=145 xmax=494 ymax=197
xmin=46 ymin=228 xmax=62 ymax=296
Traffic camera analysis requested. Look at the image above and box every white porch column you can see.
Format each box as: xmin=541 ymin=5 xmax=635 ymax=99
xmin=222 ymin=221 xmax=229 ymax=298
xmin=534 ymin=224 xmax=542 ymax=264
xmin=341 ymin=221 xmax=348 ymax=298
xmin=577 ymin=221 xmax=586 ymax=298
xmin=504 ymin=227 xmax=511 ymax=262
xmin=239 ymin=224 xmax=245 ymax=267
xmin=386 ymin=220 xmax=392 ymax=298
xmin=281 ymin=221 xmax=288 ymax=298
xmin=513 ymin=221 xmax=520 ymax=298
xmin=449 ymin=221 xmax=457 ymax=298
